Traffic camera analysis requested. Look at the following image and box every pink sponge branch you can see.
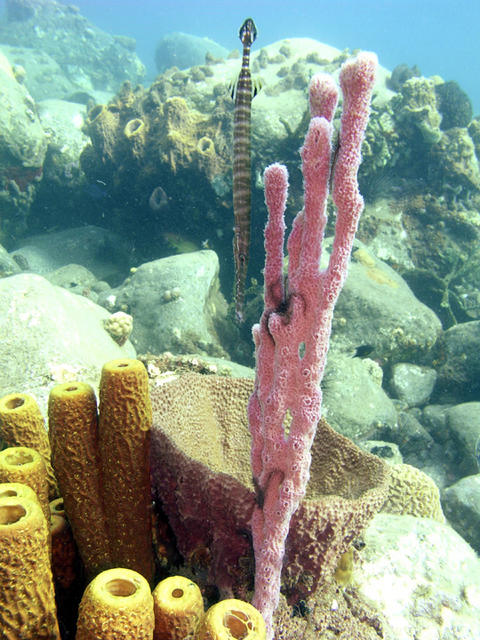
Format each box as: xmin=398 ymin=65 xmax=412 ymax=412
xmin=248 ymin=52 xmax=377 ymax=638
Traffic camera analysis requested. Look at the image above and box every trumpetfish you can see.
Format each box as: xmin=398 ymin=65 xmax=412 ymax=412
xmin=232 ymin=17 xmax=258 ymax=323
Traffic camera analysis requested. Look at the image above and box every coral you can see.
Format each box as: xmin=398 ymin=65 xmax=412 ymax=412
xmin=152 ymin=575 xmax=204 ymax=639
xmin=0 ymin=391 xmax=58 ymax=498
xmin=0 ymin=446 xmax=50 ymax=521
xmin=429 ymin=126 xmax=480 ymax=192
xmin=393 ymin=76 xmax=442 ymax=144
xmin=158 ymin=96 xmax=214 ymax=174
xmin=103 ymin=310 xmax=133 ymax=346
xmin=49 ymin=359 xmax=155 ymax=583
xmin=76 ymin=568 xmax=154 ymax=640
xmin=49 ymin=380 xmax=113 ymax=579
xmin=84 ymin=103 xmax=121 ymax=164
xmin=435 ymin=80 xmax=472 ymax=130
xmin=98 ymin=358 xmax=155 ymax=583
xmin=248 ymin=53 xmax=378 ymax=636
xmin=197 ymin=599 xmax=266 ymax=640
xmin=382 ymin=463 xmax=445 ymax=522
xmin=0 ymin=493 xmax=60 ymax=639
xmin=124 ymin=117 xmax=147 ymax=159
xmin=150 ymin=373 xmax=389 ymax=626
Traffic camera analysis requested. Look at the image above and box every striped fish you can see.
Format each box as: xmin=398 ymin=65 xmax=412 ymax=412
xmin=232 ymin=17 xmax=257 ymax=323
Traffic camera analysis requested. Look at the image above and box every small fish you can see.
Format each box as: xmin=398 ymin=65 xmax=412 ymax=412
xmin=232 ymin=17 xmax=258 ymax=323
xmin=84 ymin=180 xmax=109 ymax=200
xmin=161 ymin=232 xmax=199 ymax=254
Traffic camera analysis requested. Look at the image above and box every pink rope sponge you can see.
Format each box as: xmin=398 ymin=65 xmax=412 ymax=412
xmin=248 ymin=52 xmax=378 ymax=637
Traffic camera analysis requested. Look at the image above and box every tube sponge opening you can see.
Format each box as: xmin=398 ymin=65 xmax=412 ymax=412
xmin=196 ymin=599 xmax=266 ymax=640
xmin=153 ymin=575 xmax=204 ymax=639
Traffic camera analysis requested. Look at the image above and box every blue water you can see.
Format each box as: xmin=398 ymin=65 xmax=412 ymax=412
xmin=7 ymin=0 xmax=475 ymax=114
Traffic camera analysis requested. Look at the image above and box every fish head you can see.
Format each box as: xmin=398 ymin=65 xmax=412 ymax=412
xmin=239 ymin=18 xmax=257 ymax=47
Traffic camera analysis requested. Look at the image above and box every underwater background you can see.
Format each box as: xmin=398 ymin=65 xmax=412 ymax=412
xmin=10 ymin=0 xmax=479 ymax=112
xmin=0 ymin=0 xmax=480 ymax=638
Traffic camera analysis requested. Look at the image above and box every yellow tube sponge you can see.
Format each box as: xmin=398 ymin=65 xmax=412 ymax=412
xmin=76 ymin=567 xmax=154 ymax=640
xmin=98 ymin=358 xmax=154 ymax=583
xmin=196 ymin=600 xmax=266 ymax=640
xmin=152 ymin=575 xmax=204 ymax=639
xmin=0 ymin=494 xmax=60 ymax=639
xmin=48 ymin=381 xmax=112 ymax=578
xmin=0 ymin=480 xmax=39 ymax=503
xmin=49 ymin=496 xmax=65 ymax=517
xmin=0 ymin=446 xmax=50 ymax=522
xmin=0 ymin=392 xmax=58 ymax=498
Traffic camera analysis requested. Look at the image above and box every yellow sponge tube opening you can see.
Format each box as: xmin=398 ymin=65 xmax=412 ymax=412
xmin=153 ymin=575 xmax=204 ymax=639
xmin=196 ymin=599 xmax=266 ymax=640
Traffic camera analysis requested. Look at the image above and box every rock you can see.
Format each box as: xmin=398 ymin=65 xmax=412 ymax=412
xmin=445 ymin=403 xmax=480 ymax=476
xmin=45 ymin=264 xmax=99 ymax=302
xmin=434 ymin=321 xmax=480 ymax=402
xmin=421 ymin=403 xmax=452 ymax=444
xmin=104 ymin=250 xmax=228 ymax=357
xmin=442 ymin=474 xmax=480 ymax=554
xmin=389 ymin=411 xmax=435 ymax=461
xmin=389 ymin=362 xmax=437 ymax=406
xmin=430 ymin=127 xmax=480 ymax=191
xmin=327 ymin=242 xmax=442 ymax=363
xmin=0 ymin=243 xmax=21 ymax=278
xmin=393 ymin=76 xmax=442 ymax=144
xmin=322 ymin=354 xmax=397 ymax=441
xmin=10 ymin=225 xmax=130 ymax=284
xmin=0 ymin=273 xmax=135 ymax=413
xmin=357 ymin=513 xmax=480 ymax=640
xmin=0 ymin=45 xmax=80 ymax=102
xmin=37 ymin=99 xmax=89 ymax=187
xmin=360 ymin=440 xmax=403 ymax=465
xmin=0 ymin=0 xmax=145 ymax=93
xmin=0 ymin=49 xmax=47 ymax=237
xmin=0 ymin=50 xmax=47 ymax=172
xmin=154 ymin=32 xmax=228 ymax=72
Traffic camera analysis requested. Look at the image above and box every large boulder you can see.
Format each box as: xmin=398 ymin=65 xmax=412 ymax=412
xmin=357 ymin=513 xmax=480 ymax=640
xmin=0 ymin=0 xmax=145 ymax=93
xmin=102 ymin=250 xmax=228 ymax=357
xmin=0 ymin=49 xmax=47 ymax=237
xmin=327 ymin=241 xmax=442 ymax=363
xmin=0 ymin=273 xmax=135 ymax=412
xmin=10 ymin=225 xmax=130 ymax=284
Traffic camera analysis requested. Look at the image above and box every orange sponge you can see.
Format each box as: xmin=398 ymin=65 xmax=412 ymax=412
xmin=98 ymin=358 xmax=154 ymax=583
xmin=196 ymin=599 xmax=266 ymax=640
xmin=0 ymin=392 xmax=58 ymax=498
xmin=0 ymin=494 xmax=60 ymax=639
xmin=153 ymin=575 xmax=204 ymax=639
xmin=76 ymin=567 xmax=154 ymax=639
